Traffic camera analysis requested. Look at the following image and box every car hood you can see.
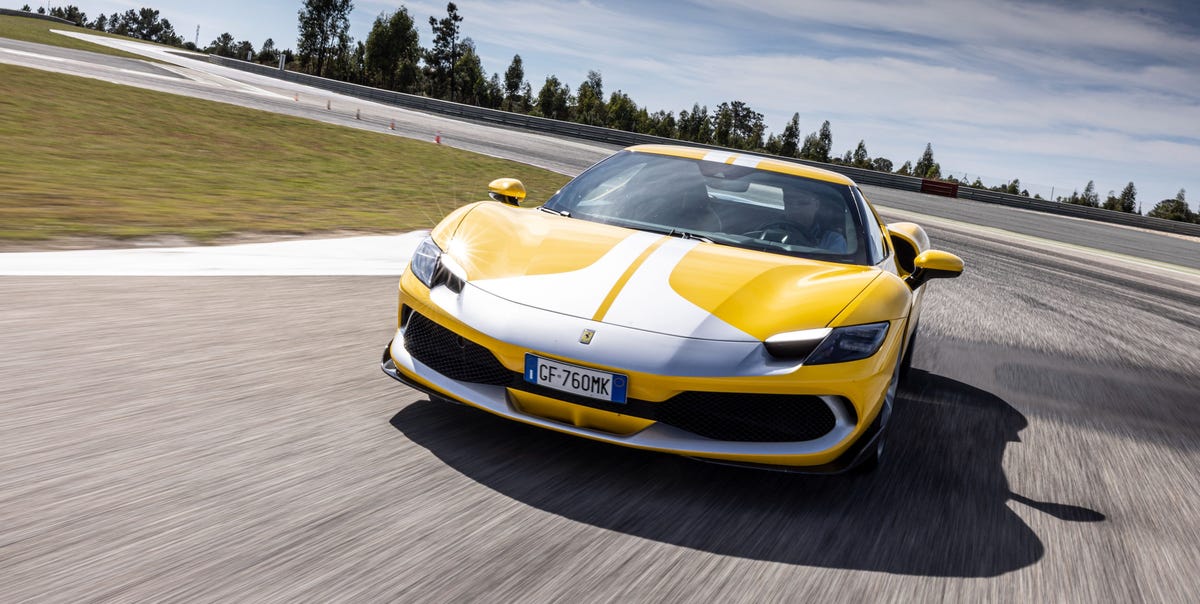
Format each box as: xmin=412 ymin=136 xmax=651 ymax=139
xmin=444 ymin=203 xmax=881 ymax=342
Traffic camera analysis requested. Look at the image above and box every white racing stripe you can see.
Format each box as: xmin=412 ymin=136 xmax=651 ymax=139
xmin=702 ymin=151 xmax=736 ymax=163
xmin=700 ymin=151 xmax=760 ymax=169
xmin=602 ymin=238 xmax=754 ymax=341
xmin=468 ymin=231 xmax=662 ymax=318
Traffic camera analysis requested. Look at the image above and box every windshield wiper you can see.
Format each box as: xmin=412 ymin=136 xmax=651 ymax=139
xmin=539 ymin=206 xmax=570 ymax=217
xmin=667 ymin=228 xmax=713 ymax=243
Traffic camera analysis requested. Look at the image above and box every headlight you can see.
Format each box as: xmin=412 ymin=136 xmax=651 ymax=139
xmin=803 ymin=321 xmax=890 ymax=365
xmin=408 ymin=236 xmax=467 ymax=293
xmin=764 ymin=328 xmax=832 ymax=359
xmin=410 ymin=236 xmax=442 ymax=288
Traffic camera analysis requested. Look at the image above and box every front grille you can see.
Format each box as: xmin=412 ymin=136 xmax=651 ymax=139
xmin=403 ymin=312 xmax=513 ymax=386
xmin=655 ymin=392 xmax=836 ymax=442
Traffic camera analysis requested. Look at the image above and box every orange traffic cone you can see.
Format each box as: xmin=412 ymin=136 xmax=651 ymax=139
xmin=389 ymin=120 xmax=395 ymax=131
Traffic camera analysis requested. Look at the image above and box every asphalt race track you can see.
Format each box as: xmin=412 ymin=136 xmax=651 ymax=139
xmin=3 ymin=35 xmax=1200 ymax=601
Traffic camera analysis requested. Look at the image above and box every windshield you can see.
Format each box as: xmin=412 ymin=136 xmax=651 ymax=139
xmin=543 ymin=151 xmax=870 ymax=265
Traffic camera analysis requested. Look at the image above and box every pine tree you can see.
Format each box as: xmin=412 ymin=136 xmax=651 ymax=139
xmin=677 ymin=104 xmax=711 ymax=143
xmin=852 ymin=140 xmax=870 ymax=168
xmin=1081 ymin=180 xmax=1099 ymax=207
xmin=503 ymin=55 xmax=525 ymax=112
xmin=297 ymin=0 xmax=354 ymax=77
xmin=1118 ymin=182 xmax=1137 ymax=213
xmin=1147 ymin=189 xmax=1192 ymax=222
xmin=779 ymin=113 xmax=801 ymax=157
xmin=607 ymin=91 xmax=638 ymax=132
xmin=713 ymin=103 xmax=734 ymax=147
xmin=534 ymin=75 xmax=570 ymax=120
xmin=572 ymin=70 xmax=606 ymax=126
xmin=816 ymin=121 xmax=832 ymax=163
xmin=425 ymin=2 xmax=463 ymax=100
xmin=913 ymin=143 xmax=936 ymax=179
xmin=452 ymin=38 xmax=486 ymax=106
xmin=365 ymin=8 xmax=421 ymax=91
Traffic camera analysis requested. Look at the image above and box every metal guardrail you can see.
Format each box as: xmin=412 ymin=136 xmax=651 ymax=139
xmin=0 ymin=8 xmax=75 ymax=25
xmin=957 ymin=187 xmax=1200 ymax=235
xmin=208 ymin=54 xmax=1200 ymax=239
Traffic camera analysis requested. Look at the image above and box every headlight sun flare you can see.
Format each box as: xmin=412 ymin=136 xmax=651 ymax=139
xmin=408 ymin=236 xmax=468 ymax=293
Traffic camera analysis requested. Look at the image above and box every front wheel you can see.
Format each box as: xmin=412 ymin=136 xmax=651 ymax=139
xmin=851 ymin=437 xmax=884 ymax=474
xmin=900 ymin=320 xmax=919 ymax=385
xmin=851 ymin=346 xmax=902 ymax=474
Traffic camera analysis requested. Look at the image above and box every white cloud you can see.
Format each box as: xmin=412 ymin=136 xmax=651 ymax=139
xmin=701 ymin=0 xmax=1200 ymax=60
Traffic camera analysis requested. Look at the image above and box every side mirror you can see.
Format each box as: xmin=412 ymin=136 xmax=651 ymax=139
xmin=905 ymin=250 xmax=963 ymax=289
xmin=488 ymin=178 xmax=526 ymax=206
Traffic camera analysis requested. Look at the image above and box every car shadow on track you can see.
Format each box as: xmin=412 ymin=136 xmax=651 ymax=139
xmin=389 ymin=369 xmax=1104 ymax=577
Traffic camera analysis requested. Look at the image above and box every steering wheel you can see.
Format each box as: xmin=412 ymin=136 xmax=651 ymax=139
xmin=744 ymin=221 xmax=816 ymax=246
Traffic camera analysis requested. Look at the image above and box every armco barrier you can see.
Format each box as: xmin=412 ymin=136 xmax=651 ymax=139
xmin=0 ymin=8 xmax=75 ymax=25
xmin=208 ymin=55 xmax=1200 ymax=238
xmin=957 ymin=187 xmax=1200 ymax=236
xmin=206 ymin=55 xmax=671 ymax=148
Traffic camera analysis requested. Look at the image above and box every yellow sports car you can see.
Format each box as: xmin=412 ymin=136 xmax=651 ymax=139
xmin=382 ymin=144 xmax=962 ymax=472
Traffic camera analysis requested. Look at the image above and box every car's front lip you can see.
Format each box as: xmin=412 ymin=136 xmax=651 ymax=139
xmin=382 ymin=331 xmax=874 ymax=468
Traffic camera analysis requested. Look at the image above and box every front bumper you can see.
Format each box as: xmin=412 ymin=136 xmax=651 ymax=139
xmin=381 ymin=265 xmax=902 ymax=471
xmin=382 ymin=328 xmax=894 ymax=473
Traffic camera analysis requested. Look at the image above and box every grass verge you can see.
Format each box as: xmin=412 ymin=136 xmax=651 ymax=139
xmin=0 ymin=14 xmax=169 ymax=62
xmin=0 ymin=63 xmax=571 ymax=245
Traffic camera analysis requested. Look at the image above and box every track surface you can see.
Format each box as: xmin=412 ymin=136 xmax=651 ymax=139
xmin=3 ymin=35 xmax=1200 ymax=602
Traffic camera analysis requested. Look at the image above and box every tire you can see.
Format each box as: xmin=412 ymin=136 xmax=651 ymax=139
xmin=900 ymin=320 xmax=919 ymax=384
xmin=852 ymin=347 xmax=902 ymax=474
xmin=850 ymin=437 xmax=883 ymax=474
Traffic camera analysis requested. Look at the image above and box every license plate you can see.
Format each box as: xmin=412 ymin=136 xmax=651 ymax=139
xmin=524 ymin=354 xmax=628 ymax=403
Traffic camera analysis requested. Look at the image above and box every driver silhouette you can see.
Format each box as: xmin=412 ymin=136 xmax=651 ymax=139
xmin=773 ymin=188 xmax=848 ymax=253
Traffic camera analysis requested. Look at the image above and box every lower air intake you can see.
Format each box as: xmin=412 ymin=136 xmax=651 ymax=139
xmin=656 ymin=392 xmax=837 ymax=442
xmin=403 ymin=312 xmax=513 ymax=386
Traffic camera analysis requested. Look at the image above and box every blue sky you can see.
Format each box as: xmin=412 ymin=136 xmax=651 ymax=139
xmin=58 ymin=0 xmax=1200 ymax=211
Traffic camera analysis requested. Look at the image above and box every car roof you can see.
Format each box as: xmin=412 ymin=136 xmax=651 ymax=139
xmin=626 ymin=144 xmax=856 ymax=186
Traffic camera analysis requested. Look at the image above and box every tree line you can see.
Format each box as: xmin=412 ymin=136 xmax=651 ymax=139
xmin=14 ymin=2 xmax=1197 ymax=224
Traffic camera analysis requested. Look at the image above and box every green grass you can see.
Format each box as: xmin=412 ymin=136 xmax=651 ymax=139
xmin=0 ymin=63 xmax=571 ymax=243
xmin=0 ymin=14 xmax=170 ymax=62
